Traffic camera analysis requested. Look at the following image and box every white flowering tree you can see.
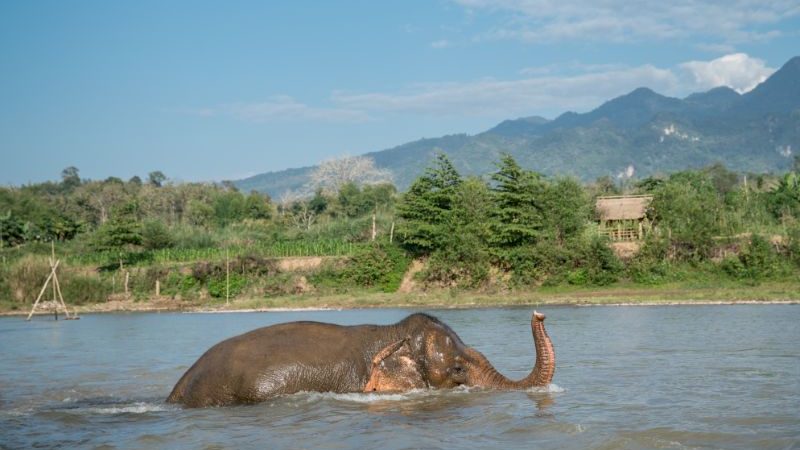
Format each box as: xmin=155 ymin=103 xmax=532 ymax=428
xmin=309 ymin=155 xmax=393 ymax=194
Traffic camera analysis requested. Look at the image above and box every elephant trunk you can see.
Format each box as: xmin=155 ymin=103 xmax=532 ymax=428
xmin=467 ymin=311 xmax=555 ymax=389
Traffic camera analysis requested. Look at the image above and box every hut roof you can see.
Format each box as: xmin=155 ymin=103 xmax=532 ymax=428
xmin=596 ymin=195 xmax=653 ymax=221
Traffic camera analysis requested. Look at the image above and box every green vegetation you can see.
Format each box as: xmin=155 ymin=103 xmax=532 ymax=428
xmin=391 ymin=154 xmax=799 ymax=292
xmin=2 ymin=155 xmax=800 ymax=313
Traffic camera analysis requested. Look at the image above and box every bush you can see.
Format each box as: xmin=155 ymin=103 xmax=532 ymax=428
xmin=7 ymin=255 xmax=50 ymax=302
xmin=787 ymin=225 xmax=800 ymax=267
xmin=59 ymin=275 xmax=112 ymax=305
xmin=721 ymin=234 xmax=784 ymax=283
xmin=343 ymin=242 xmax=410 ymax=292
xmin=172 ymin=226 xmax=217 ymax=249
xmin=141 ymin=220 xmax=173 ymax=250
xmin=739 ymin=235 xmax=778 ymax=279
xmin=578 ymin=235 xmax=622 ymax=286
xmin=159 ymin=271 xmax=198 ymax=298
xmin=627 ymin=235 xmax=672 ymax=284
xmin=424 ymin=233 xmax=491 ymax=289
xmin=0 ymin=265 xmax=11 ymax=302
xmin=208 ymin=274 xmax=247 ymax=298
xmin=259 ymin=273 xmax=299 ymax=297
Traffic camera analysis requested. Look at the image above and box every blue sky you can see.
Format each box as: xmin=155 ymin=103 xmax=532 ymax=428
xmin=1 ymin=0 xmax=798 ymax=185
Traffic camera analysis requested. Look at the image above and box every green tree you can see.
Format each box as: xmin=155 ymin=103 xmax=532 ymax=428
xmin=308 ymin=189 xmax=329 ymax=215
xmin=245 ymin=191 xmax=272 ymax=220
xmin=396 ymin=153 xmax=462 ymax=254
xmin=489 ymin=154 xmax=547 ymax=251
xmin=540 ymin=177 xmax=589 ymax=244
xmin=61 ymin=166 xmax=81 ymax=191
xmin=91 ymin=202 xmax=143 ymax=253
xmin=186 ymin=199 xmax=214 ymax=228
xmin=141 ymin=220 xmax=173 ymax=250
xmin=768 ymin=171 xmax=800 ymax=219
xmin=649 ymin=171 xmax=724 ymax=260
xmin=0 ymin=211 xmax=25 ymax=247
xmin=337 ymin=182 xmax=369 ymax=218
xmin=424 ymin=177 xmax=493 ymax=287
xmin=148 ymin=171 xmax=167 ymax=187
xmin=213 ymin=191 xmax=247 ymax=227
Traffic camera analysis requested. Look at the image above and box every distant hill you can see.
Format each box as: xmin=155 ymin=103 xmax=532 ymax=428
xmin=235 ymin=56 xmax=800 ymax=197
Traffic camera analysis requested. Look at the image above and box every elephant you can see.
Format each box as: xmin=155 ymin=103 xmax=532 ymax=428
xmin=167 ymin=311 xmax=555 ymax=407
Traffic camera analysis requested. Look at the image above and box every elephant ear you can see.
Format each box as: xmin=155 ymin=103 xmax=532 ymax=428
xmin=364 ymin=338 xmax=426 ymax=393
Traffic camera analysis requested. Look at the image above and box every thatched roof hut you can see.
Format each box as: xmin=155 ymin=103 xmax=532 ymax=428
xmin=596 ymin=195 xmax=652 ymax=222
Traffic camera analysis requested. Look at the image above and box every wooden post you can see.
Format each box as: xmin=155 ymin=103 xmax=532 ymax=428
xmin=124 ymin=271 xmax=129 ymax=295
xmin=52 ymin=270 xmax=72 ymax=319
xmin=226 ymin=248 xmax=230 ymax=306
xmin=26 ymin=260 xmax=60 ymax=320
xmin=51 ymin=241 xmax=57 ymax=303
xmin=389 ymin=222 xmax=395 ymax=244
xmin=372 ymin=212 xmax=377 ymax=241
xmin=155 ymin=279 xmax=160 ymax=297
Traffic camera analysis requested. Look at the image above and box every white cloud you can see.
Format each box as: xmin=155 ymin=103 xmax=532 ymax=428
xmin=453 ymin=0 xmax=799 ymax=44
xmin=332 ymin=64 xmax=680 ymax=117
xmin=183 ymin=54 xmax=775 ymax=123
xmin=184 ymin=96 xmax=371 ymax=123
xmin=331 ymin=53 xmax=775 ymax=117
xmin=430 ymin=39 xmax=452 ymax=49
xmin=679 ymin=53 xmax=775 ymax=93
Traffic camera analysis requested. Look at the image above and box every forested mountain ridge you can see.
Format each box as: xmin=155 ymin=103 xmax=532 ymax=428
xmin=236 ymin=56 xmax=800 ymax=196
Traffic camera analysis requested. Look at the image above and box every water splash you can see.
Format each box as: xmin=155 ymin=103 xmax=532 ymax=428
xmin=526 ymin=383 xmax=565 ymax=394
xmin=83 ymin=402 xmax=174 ymax=414
xmin=296 ymin=389 xmax=431 ymax=403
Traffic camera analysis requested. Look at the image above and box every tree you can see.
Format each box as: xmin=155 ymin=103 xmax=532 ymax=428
xmin=540 ymin=177 xmax=589 ymax=244
xmin=221 ymin=180 xmax=239 ymax=192
xmin=308 ymin=189 xmax=329 ymax=215
xmin=213 ymin=191 xmax=247 ymax=227
xmin=61 ymin=166 xmax=81 ymax=190
xmin=148 ymin=171 xmax=167 ymax=187
xmin=141 ymin=220 xmax=173 ymax=250
xmin=337 ymin=182 xmax=369 ymax=218
xmin=0 ymin=211 xmax=25 ymax=247
xmin=91 ymin=202 xmax=142 ymax=253
xmin=396 ymin=153 xmax=462 ymax=254
xmin=424 ymin=177 xmax=493 ymax=287
xmin=649 ymin=171 xmax=724 ymax=260
xmin=289 ymin=199 xmax=319 ymax=230
xmin=768 ymin=171 xmax=800 ymax=219
xmin=245 ymin=191 xmax=272 ymax=220
xmin=309 ymin=155 xmax=393 ymax=194
xmin=489 ymin=154 xmax=547 ymax=250
xmin=76 ymin=180 xmax=129 ymax=225
xmin=186 ymin=199 xmax=214 ymax=228
xmin=591 ymin=175 xmax=620 ymax=197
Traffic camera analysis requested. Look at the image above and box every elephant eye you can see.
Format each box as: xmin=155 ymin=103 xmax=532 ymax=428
xmin=451 ymin=365 xmax=464 ymax=374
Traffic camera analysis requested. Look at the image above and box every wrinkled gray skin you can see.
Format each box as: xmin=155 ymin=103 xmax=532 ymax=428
xmin=167 ymin=312 xmax=555 ymax=407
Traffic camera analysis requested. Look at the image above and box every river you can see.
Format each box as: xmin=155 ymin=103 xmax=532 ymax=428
xmin=1 ymin=305 xmax=798 ymax=449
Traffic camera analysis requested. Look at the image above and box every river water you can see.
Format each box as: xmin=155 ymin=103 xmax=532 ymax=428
xmin=1 ymin=305 xmax=798 ymax=449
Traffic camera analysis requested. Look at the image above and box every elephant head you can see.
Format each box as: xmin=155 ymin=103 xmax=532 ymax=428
xmin=364 ymin=338 xmax=426 ymax=392
xmin=366 ymin=311 xmax=555 ymax=392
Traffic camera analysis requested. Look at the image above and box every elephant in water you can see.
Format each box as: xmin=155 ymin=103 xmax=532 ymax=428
xmin=167 ymin=311 xmax=555 ymax=407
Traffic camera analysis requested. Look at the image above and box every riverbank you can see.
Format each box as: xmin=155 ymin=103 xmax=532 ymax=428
xmin=4 ymin=280 xmax=799 ymax=316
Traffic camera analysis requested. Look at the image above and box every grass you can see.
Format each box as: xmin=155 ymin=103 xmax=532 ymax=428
xmin=27 ymin=278 xmax=791 ymax=316
xmin=62 ymin=240 xmax=364 ymax=267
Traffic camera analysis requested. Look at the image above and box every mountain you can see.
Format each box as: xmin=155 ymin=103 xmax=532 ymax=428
xmin=236 ymin=56 xmax=800 ymax=196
